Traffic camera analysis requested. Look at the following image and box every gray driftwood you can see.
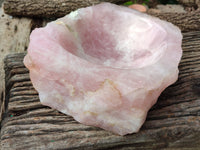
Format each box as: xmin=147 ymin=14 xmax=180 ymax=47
xmin=0 ymin=31 xmax=200 ymax=149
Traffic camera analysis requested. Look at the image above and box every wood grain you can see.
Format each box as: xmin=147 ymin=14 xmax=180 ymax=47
xmin=0 ymin=31 xmax=200 ymax=149
xmin=0 ymin=6 xmax=32 ymax=123
xmin=177 ymin=0 xmax=200 ymax=8
xmin=3 ymin=0 xmax=200 ymax=32
xmin=3 ymin=0 xmax=126 ymax=19
xmin=148 ymin=10 xmax=200 ymax=32
xmin=0 ymin=6 xmax=46 ymax=123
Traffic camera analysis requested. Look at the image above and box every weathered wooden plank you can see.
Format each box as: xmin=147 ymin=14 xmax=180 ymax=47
xmin=147 ymin=10 xmax=200 ymax=32
xmin=1 ymin=31 xmax=200 ymax=149
xmin=0 ymin=6 xmax=32 ymax=123
xmin=0 ymin=6 xmax=46 ymax=122
xmin=177 ymin=0 xmax=200 ymax=8
xmin=2 ymin=0 xmax=200 ymax=32
xmin=3 ymin=0 xmax=126 ymax=18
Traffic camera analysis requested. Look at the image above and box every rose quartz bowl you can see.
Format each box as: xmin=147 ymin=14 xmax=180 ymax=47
xmin=24 ymin=3 xmax=182 ymax=135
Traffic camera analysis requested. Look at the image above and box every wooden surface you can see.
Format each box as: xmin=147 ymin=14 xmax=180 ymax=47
xmin=0 ymin=31 xmax=200 ymax=149
xmin=177 ymin=0 xmax=200 ymax=8
xmin=2 ymin=0 xmax=200 ymax=32
xmin=3 ymin=0 xmax=126 ymax=19
xmin=0 ymin=6 xmax=33 ymax=122
xmin=147 ymin=10 xmax=200 ymax=32
xmin=0 ymin=5 xmax=46 ymax=123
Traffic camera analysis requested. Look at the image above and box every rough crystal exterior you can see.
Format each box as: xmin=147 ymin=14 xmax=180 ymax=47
xmin=24 ymin=3 xmax=182 ymax=135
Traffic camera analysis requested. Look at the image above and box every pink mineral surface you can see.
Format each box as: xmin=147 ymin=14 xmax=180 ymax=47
xmin=24 ymin=3 xmax=182 ymax=135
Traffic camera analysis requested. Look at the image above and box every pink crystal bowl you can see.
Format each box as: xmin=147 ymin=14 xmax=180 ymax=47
xmin=24 ymin=3 xmax=182 ymax=135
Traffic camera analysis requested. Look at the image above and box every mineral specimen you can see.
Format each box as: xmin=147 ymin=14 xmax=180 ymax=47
xmin=24 ymin=3 xmax=182 ymax=135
